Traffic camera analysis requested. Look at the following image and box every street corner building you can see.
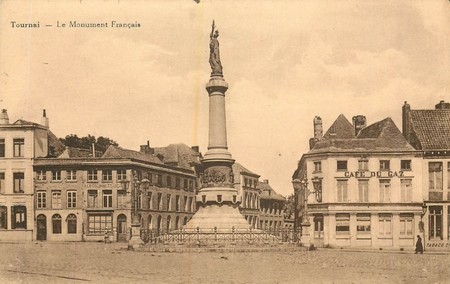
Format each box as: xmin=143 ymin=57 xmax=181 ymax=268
xmin=293 ymin=112 xmax=424 ymax=250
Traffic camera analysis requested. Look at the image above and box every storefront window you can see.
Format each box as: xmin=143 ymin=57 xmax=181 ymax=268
xmin=11 ymin=206 xmax=26 ymax=229
xmin=88 ymin=214 xmax=112 ymax=235
xmin=336 ymin=213 xmax=350 ymax=235
xmin=356 ymin=213 xmax=371 ymax=234
xmin=399 ymin=213 xmax=413 ymax=236
xmin=378 ymin=213 xmax=392 ymax=236
xmin=429 ymin=206 xmax=443 ymax=240
xmin=0 ymin=206 xmax=7 ymax=229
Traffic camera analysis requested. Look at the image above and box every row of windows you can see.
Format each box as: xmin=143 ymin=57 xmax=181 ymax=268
xmin=332 ymin=213 xmax=414 ymax=236
xmin=0 ymin=138 xmax=25 ymax=158
xmin=36 ymin=191 xmax=77 ymax=209
xmin=36 ymin=169 xmax=195 ymax=190
xmin=313 ymin=159 xmax=412 ymax=172
xmin=37 ymin=214 xmax=77 ymax=234
xmin=334 ymin=179 xmax=413 ymax=203
xmin=0 ymin=172 xmax=25 ymax=193
xmin=86 ymin=189 xmax=195 ymax=212
xmin=0 ymin=206 xmax=27 ymax=229
xmin=243 ymin=177 xmax=258 ymax=188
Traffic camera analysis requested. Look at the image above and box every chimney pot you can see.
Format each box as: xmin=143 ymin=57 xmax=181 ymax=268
xmin=435 ymin=101 xmax=450 ymax=110
xmin=41 ymin=109 xmax=49 ymax=128
xmin=0 ymin=109 xmax=9 ymax=125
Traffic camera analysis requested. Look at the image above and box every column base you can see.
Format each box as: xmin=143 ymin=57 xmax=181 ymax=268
xmin=127 ymin=223 xmax=142 ymax=250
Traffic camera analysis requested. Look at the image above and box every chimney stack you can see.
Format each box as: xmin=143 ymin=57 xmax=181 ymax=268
xmin=191 ymin=146 xmax=199 ymax=153
xmin=313 ymin=116 xmax=323 ymax=141
xmin=263 ymin=179 xmax=269 ymax=184
xmin=435 ymin=100 xmax=450 ymax=110
xmin=402 ymin=101 xmax=411 ymax=142
xmin=41 ymin=109 xmax=49 ymax=128
xmin=0 ymin=109 xmax=9 ymax=125
xmin=309 ymin=116 xmax=323 ymax=150
xmin=140 ymin=140 xmax=154 ymax=155
xmin=352 ymin=115 xmax=367 ymax=136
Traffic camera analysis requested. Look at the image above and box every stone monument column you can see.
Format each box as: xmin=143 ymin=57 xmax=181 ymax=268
xmin=184 ymin=21 xmax=249 ymax=231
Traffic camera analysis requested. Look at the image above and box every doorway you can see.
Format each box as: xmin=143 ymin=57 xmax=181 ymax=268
xmin=117 ymin=214 xmax=127 ymax=242
xmin=37 ymin=214 xmax=47 ymax=241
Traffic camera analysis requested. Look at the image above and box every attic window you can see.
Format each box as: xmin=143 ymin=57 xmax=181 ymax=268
xmin=337 ymin=161 xmax=347 ymax=171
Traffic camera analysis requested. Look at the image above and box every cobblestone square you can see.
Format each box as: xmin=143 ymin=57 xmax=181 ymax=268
xmin=0 ymin=242 xmax=449 ymax=283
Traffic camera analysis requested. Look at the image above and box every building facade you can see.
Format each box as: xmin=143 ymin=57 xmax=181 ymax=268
xmin=233 ymin=163 xmax=261 ymax=228
xmin=33 ymin=144 xmax=198 ymax=242
xmin=294 ymin=114 xmax=424 ymax=249
xmin=259 ymin=180 xmax=285 ymax=231
xmin=403 ymin=100 xmax=450 ymax=250
xmin=0 ymin=110 xmax=49 ymax=241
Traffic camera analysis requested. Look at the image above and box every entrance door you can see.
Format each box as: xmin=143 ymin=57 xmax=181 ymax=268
xmin=37 ymin=214 xmax=47 ymax=241
xmin=117 ymin=214 xmax=127 ymax=242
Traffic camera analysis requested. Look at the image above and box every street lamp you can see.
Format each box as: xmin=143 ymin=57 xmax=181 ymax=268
xmin=420 ymin=202 xmax=427 ymax=251
xmin=292 ymin=178 xmax=302 ymax=244
xmin=120 ymin=171 xmax=150 ymax=249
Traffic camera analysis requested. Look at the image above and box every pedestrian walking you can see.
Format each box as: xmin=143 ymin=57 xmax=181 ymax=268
xmin=415 ymin=235 xmax=423 ymax=254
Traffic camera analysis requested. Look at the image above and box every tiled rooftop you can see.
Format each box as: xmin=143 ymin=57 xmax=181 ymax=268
xmin=409 ymin=110 xmax=450 ymax=150
xmin=310 ymin=116 xmax=414 ymax=154
xmin=259 ymin=181 xmax=285 ymax=201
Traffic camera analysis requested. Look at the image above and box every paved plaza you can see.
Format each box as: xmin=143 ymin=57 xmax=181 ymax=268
xmin=0 ymin=242 xmax=449 ymax=283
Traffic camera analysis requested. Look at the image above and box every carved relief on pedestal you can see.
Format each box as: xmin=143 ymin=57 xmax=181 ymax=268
xmin=202 ymin=165 xmax=233 ymax=188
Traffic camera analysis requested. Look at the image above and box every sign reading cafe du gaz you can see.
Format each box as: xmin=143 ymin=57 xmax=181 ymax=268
xmin=343 ymin=171 xmax=405 ymax=178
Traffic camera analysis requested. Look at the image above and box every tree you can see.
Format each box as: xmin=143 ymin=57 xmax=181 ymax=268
xmin=283 ymin=193 xmax=295 ymax=219
xmin=59 ymin=134 xmax=119 ymax=154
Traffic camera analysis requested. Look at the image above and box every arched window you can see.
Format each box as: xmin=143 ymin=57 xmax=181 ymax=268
xmin=183 ymin=216 xmax=188 ymax=226
xmin=52 ymin=214 xmax=62 ymax=234
xmin=166 ymin=215 xmax=171 ymax=232
xmin=157 ymin=215 xmax=162 ymax=233
xmin=175 ymin=216 xmax=179 ymax=230
xmin=67 ymin=214 xmax=77 ymax=234
xmin=147 ymin=215 xmax=152 ymax=230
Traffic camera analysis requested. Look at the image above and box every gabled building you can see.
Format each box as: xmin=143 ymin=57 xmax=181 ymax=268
xmin=403 ymin=100 xmax=450 ymax=248
xmin=294 ymin=114 xmax=423 ymax=249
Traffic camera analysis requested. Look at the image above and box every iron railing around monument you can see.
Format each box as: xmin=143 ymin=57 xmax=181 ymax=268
xmin=140 ymin=227 xmax=301 ymax=245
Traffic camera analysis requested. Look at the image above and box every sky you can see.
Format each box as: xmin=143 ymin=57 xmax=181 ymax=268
xmin=1 ymin=0 xmax=450 ymax=196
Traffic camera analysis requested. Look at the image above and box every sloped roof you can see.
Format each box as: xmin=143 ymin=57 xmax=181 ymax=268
xmin=13 ymin=119 xmax=42 ymax=126
xmin=102 ymin=145 xmax=163 ymax=164
xmin=409 ymin=110 xmax=450 ymax=150
xmin=259 ymin=181 xmax=285 ymax=201
xmin=323 ymin=114 xmax=355 ymax=139
xmin=57 ymin=147 xmax=102 ymax=158
xmin=48 ymin=131 xmax=66 ymax=157
xmin=153 ymin=144 xmax=200 ymax=169
xmin=232 ymin=162 xmax=260 ymax=178
xmin=310 ymin=117 xmax=414 ymax=153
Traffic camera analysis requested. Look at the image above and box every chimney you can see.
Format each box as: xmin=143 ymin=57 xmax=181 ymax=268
xmin=140 ymin=140 xmax=154 ymax=155
xmin=92 ymin=143 xmax=96 ymax=158
xmin=191 ymin=146 xmax=199 ymax=153
xmin=352 ymin=115 xmax=367 ymax=136
xmin=313 ymin=116 xmax=323 ymax=141
xmin=435 ymin=100 xmax=450 ymax=110
xmin=402 ymin=101 xmax=411 ymax=142
xmin=41 ymin=109 xmax=49 ymax=128
xmin=263 ymin=179 xmax=269 ymax=184
xmin=0 ymin=109 xmax=9 ymax=125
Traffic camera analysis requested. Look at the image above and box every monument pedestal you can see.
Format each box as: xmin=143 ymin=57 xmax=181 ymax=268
xmin=128 ymin=223 xmax=142 ymax=250
xmin=300 ymin=221 xmax=311 ymax=247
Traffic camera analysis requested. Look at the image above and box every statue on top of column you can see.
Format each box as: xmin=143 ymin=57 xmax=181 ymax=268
xmin=209 ymin=20 xmax=223 ymax=76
